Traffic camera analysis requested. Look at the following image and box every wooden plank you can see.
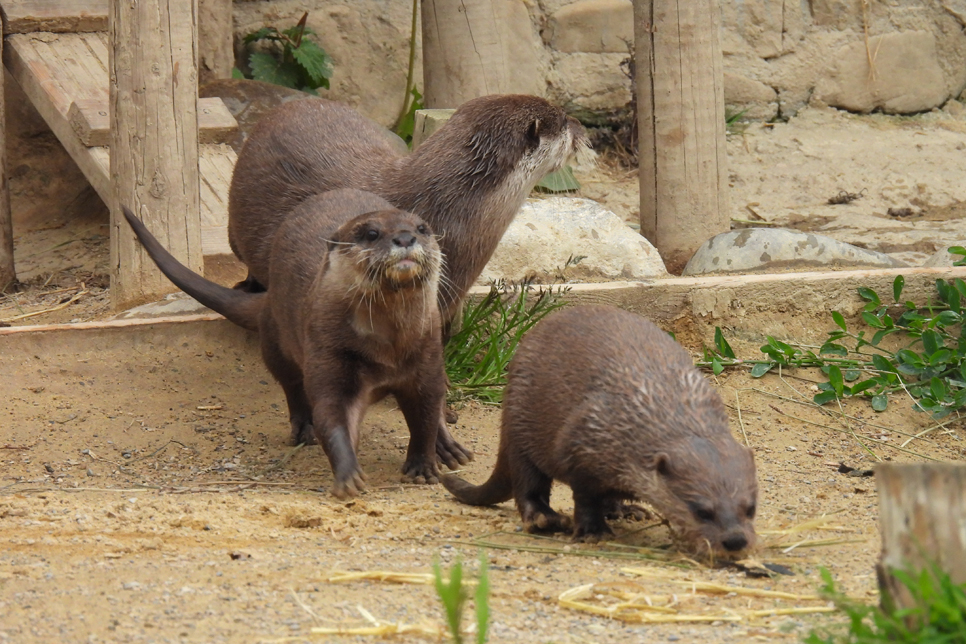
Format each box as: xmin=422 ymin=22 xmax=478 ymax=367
xmin=198 ymin=144 xmax=235 ymax=256
xmin=0 ymin=0 xmax=108 ymax=34
xmin=4 ymin=32 xmax=111 ymax=199
xmin=0 ymin=28 xmax=15 ymax=291
xmin=69 ymin=97 xmax=238 ymax=146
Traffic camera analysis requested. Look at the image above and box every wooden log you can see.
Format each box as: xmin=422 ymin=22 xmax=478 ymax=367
xmin=0 ymin=27 xmax=16 ymax=293
xmin=197 ymin=0 xmax=233 ymax=84
xmin=69 ymin=97 xmax=237 ymax=147
xmin=876 ymin=463 xmax=966 ymax=616
xmin=109 ymin=0 xmax=203 ymax=309
xmin=634 ymin=0 xmax=730 ymax=274
xmin=0 ymin=0 xmax=108 ymax=34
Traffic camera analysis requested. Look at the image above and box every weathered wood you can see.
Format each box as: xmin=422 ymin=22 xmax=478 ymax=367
xmin=110 ymin=0 xmax=202 ymax=309
xmin=69 ymin=97 xmax=237 ymax=147
xmin=0 ymin=0 xmax=107 ymax=34
xmin=0 ymin=28 xmax=16 ymax=292
xmin=634 ymin=0 xmax=730 ymax=274
xmin=421 ymin=0 xmax=510 ymax=107
xmin=876 ymin=463 xmax=966 ymax=617
xmin=197 ymin=0 xmax=233 ymax=84
xmin=411 ymin=108 xmax=453 ymax=149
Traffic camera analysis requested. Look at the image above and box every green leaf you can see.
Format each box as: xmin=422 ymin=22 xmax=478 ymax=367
xmin=871 ymin=330 xmax=890 ymax=346
xmin=831 ymin=310 xmax=847 ymax=331
xmin=935 ymin=310 xmax=961 ymax=326
xmin=291 ymin=39 xmax=333 ymax=87
xmin=536 ymin=165 xmax=581 ymax=192
xmin=828 ymin=365 xmax=844 ymax=396
xmin=814 ymin=391 xmax=838 ymax=405
xmin=844 ymin=369 xmax=861 ymax=382
xmin=930 ymin=376 xmax=947 ymax=401
xmin=892 ymin=275 xmax=904 ymax=302
xmin=858 ymin=286 xmax=881 ymax=306
xmin=871 ymin=394 xmax=888 ymax=411
xmin=714 ymin=328 xmax=736 ymax=359
xmin=475 ymin=552 xmax=489 ymax=644
xmin=871 ymin=354 xmax=894 ymax=373
xmin=231 ymin=66 xmax=245 ymax=80
xmin=243 ymin=27 xmax=279 ymax=43
xmin=861 ymin=311 xmax=885 ymax=329
xmin=819 ymin=342 xmax=848 ymax=357
xmin=921 ymin=329 xmax=943 ymax=355
xmin=249 ymin=52 xmax=300 ymax=88
xmin=750 ymin=362 xmax=774 ymax=378
xmin=712 ymin=357 xmax=723 ymax=376
xmin=850 ymin=379 xmax=876 ymax=396
xmin=395 ymin=86 xmax=423 ymax=145
xmin=929 ymin=348 xmax=953 ymax=366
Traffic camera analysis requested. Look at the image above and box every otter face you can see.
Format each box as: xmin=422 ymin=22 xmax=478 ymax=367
xmin=651 ymin=438 xmax=758 ymax=558
xmin=331 ymin=210 xmax=441 ymax=293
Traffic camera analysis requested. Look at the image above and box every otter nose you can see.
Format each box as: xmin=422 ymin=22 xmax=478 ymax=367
xmin=392 ymin=232 xmax=416 ymax=248
xmin=721 ymin=535 xmax=748 ymax=552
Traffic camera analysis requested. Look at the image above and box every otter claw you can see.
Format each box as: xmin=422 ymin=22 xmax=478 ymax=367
xmin=332 ymin=471 xmax=366 ymax=499
xmin=435 ymin=425 xmax=473 ymax=469
xmin=401 ymin=457 xmax=440 ymax=484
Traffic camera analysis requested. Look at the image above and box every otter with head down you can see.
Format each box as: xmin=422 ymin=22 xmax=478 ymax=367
xmin=442 ymin=306 xmax=758 ymax=557
xmin=122 ymin=189 xmax=446 ymax=498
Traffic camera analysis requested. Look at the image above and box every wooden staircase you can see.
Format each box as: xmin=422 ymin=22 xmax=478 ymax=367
xmin=1 ymin=0 xmax=237 ymax=256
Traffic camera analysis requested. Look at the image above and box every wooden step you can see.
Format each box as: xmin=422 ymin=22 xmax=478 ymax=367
xmin=3 ymin=30 xmax=237 ymax=257
xmin=68 ymin=97 xmax=237 ymax=147
xmin=0 ymin=0 xmax=107 ymax=34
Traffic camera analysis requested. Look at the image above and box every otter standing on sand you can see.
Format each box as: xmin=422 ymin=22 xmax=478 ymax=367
xmin=122 ymin=189 xmax=446 ymax=498
xmin=227 ymin=94 xmax=586 ymax=323
xmin=442 ymin=306 xmax=758 ymax=556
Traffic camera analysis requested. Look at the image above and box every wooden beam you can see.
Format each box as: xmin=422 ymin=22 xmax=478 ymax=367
xmin=110 ymin=0 xmax=202 ymax=309
xmin=0 ymin=25 xmax=15 ymax=292
xmin=68 ymin=97 xmax=237 ymax=147
xmin=0 ymin=0 xmax=107 ymax=34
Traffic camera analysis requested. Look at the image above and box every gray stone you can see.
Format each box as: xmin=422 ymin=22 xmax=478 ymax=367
xmin=547 ymin=53 xmax=632 ymax=112
xmin=479 ymin=197 xmax=667 ymax=284
xmin=545 ymin=0 xmax=632 ymax=54
xmin=923 ymin=243 xmax=966 ymax=267
xmin=724 ymin=72 xmax=779 ymax=121
xmin=809 ymin=0 xmax=863 ymax=30
xmin=113 ymin=292 xmax=210 ymax=320
xmin=814 ymin=31 xmax=948 ymax=114
xmin=683 ymin=228 xmax=907 ymax=276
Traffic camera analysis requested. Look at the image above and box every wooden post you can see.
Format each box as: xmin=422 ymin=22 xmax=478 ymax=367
xmin=421 ymin=0 xmax=510 ymax=107
xmin=876 ymin=463 xmax=966 ymax=616
xmin=0 ymin=30 xmax=17 ymax=294
xmin=198 ymin=0 xmax=233 ymax=85
xmin=634 ymin=0 xmax=730 ymax=274
xmin=110 ymin=0 xmax=203 ymax=309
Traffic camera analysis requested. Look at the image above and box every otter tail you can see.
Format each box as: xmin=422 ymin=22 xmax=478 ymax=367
xmin=121 ymin=206 xmax=263 ymax=332
xmin=440 ymin=447 xmax=513 ymax=506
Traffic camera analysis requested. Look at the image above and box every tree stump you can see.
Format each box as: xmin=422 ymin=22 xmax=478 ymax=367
xmin=634 ymin=0 xmax=730 ymax=274
xmin=876 ymin=463 xmax=966 ymax=614
xmin=110 ymin=0 xmax=203 ymax=309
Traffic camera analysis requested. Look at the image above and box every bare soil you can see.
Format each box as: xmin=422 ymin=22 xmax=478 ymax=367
xmin=1 ymin=318 xmax=964 ymax=643
xmin=2 ymin=105 xmax=966 ymax=642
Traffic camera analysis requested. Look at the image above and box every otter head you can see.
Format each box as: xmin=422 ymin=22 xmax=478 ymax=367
xmin=329 ymin=209 xmax=441 ymax=296
xmin=648 ymin=436 xmax=758 ymax=559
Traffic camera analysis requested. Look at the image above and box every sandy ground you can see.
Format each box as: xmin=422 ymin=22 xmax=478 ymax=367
xmin=1 ymin=319 xmax=964 ymax=643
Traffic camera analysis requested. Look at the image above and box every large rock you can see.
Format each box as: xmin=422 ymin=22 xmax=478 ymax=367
xmin=923 ymin=242 xmax=966 ymax=268
xmin=724 ymin=72 xmax=779 ymax=121
xmin=683 ymin=228 xmax=907 ymax=276
xmin=544 ymin=0 xmax=632 ymax=54
xmin=479 ymin=198 xmax=667 ymax=284
xmin=814 ymin=31 xmax=948 ymax=114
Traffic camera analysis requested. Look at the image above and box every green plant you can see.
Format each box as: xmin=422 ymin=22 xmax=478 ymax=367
xmin=949 ymin=246 xmax=966 ymax=267
xmin=235 ymin=12 xmax=333 ymax=95
xmin=445 ymin=280 xmax=569 ymax=404
xmin=535 ymin=165 xmax=581 ymax=193
xmin=395 ymin=86 xmax=424 ymax=146
xmin=700 ymin=275 xmax=966 ymax=419
xmin=433 ymin=551 xmax=490 ymax=644
xmin=803 ymin=565 xmax=966 ymax=643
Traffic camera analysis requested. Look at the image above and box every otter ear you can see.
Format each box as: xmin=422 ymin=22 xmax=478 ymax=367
xmin=653 ymin=452 xmax=672 ymax=477
xmin=526 ymin=118 xmax=541 ymax=148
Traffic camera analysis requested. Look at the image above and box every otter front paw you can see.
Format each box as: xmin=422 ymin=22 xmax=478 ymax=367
xmin=401 ymin=455 xmax=440 ymax=485
xmin=331 ymin=468 xmax=367 ymax=499
xmin=435 ymin=424 xmax=473 ymax=469
xmin=524 ymin=511 xmax=572 ymax=534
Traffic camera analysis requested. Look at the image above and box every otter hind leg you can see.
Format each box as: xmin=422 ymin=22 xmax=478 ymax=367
xmin=512 ymin=454 xmax=571 ymax=534
xmin=572 ymin=488 xmax=615 ymax=543
xmin=233 ymin=273 xmax=266 ymax=293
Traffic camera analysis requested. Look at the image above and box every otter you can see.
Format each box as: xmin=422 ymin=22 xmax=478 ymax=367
xmin=227 ymin=94 xmax=587 ymax=324
xmin=442 ymin=306 xmax=758 ymax=556
xmin=121 ymin=189 xmax=447 ymax=498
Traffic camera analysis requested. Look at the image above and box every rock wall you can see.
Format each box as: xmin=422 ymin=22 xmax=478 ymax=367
xmin=231 ymin=0 xmax=966 ymax=125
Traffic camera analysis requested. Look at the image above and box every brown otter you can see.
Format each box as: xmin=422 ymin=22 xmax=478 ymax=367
xmin=441 ymin=306 xmax=758 ymax=556
xmin=121 ymin=189 xmax=446 ymax=498
xmin=227 ymin=94 xmax=586 ymax=324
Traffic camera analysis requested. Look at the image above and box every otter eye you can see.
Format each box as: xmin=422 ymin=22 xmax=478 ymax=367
xmin=365 ymin=229 xmax=380 ymax=242
xmin=416 ymin=224 xmax=428 ymax=235
xmin=746 ymin=504 xmax=756 ymax=519
xmin=689 ymin=504 xmax=716 ymax=523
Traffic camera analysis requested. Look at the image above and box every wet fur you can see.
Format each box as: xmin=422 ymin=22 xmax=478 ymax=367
xmin=442 ymin=306 xmax=759 ymax=557
xmin=227 ymin=94 xmax=586 ymax=323
xmin=122 ymin=189 xmax=447 ymax=498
